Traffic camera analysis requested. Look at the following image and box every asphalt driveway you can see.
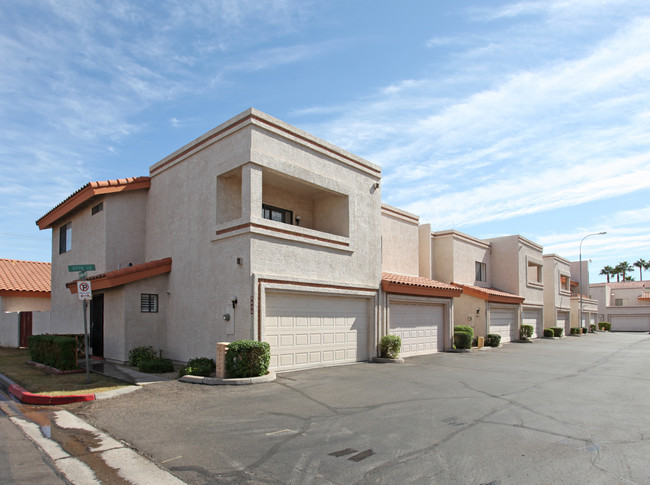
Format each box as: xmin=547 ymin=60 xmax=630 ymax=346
xmin=68 ymin=332 xmax=650 ymax=484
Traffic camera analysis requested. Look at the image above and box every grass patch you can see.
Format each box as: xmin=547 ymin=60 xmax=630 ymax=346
xmin=0 ymin=347 xmax=128 ymax=396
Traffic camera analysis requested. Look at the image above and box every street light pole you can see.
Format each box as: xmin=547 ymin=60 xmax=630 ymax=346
xmin=579 ymin=231 xmax=607 ymax=330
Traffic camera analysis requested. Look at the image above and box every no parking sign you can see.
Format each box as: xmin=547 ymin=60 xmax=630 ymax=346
xmin=77 ymin=280 xmax=92 ymax=300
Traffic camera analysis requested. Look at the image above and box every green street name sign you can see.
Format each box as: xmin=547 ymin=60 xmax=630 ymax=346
xmin=68 ymin=264 xmax=96 ymax=272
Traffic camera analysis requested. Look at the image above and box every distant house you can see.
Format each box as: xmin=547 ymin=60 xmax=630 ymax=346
xmin=570 ymin=260 xmax=598 ymax=329
xmin=0 ymin=259 xmax=51 ymax=347
xmin=590 ymin=281 xmax=650 ymax=332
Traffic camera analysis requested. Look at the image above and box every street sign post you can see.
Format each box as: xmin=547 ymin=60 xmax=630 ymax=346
xmin=69 ymin=264 xmax=96 ymax=384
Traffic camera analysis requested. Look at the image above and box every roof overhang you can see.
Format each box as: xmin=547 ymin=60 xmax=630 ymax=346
xmin=452 ymin=283 xmax=525 ymax=304
xmin=36 ymin=177 xmax=151 ymax=230
xmin=382 ymin=273 xmax=463 ymax=298
xmin=0 ymin=290 xmax=50 ymax=298
xmin=66 ymin=258 xmax=171 ymax=294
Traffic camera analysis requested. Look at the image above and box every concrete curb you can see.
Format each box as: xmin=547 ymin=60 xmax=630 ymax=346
xmin=372 ymin=357 xmax=405 ymax=364
xmin=179 ymin=370 xmax=276 ymax=386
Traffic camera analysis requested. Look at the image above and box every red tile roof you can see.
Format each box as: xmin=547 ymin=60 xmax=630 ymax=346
xmin=452 ymin=283 xmax=524 ymax=304
xmin=66 ymin=258 xmax=172 ymax=293
xmin=36 ymin=177 xmax=151 ymax=230
xmin=0 ymin=259 xmax=51 ymax=295
xmin=382 ymin=273 xmax=462 ymax=298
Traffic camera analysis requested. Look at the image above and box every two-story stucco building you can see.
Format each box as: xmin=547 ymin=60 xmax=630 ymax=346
xmin=543 ymin=254 xmax=572 ymax=333
xmin=590 ymin=281 xmax=650 ymax=332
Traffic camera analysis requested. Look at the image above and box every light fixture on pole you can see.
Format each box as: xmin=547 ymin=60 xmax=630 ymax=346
xmin=579 ymin=232 xmax=607 ymax=330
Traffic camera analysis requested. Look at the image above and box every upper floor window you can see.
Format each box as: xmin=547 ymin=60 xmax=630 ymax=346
xmin=560 ymin=274 xmax=570 ymax=292
xmin=59 ymin=222 xmax=71 ymax=254
xmin=262 ymin=204 xmax=293 ymax=225
xmin=475 ymin=261 xmax=487 ymax=282
xmin=91 ymin=202 xmax=103 ymax=215
xmin=527 ymin=261 xmax=543 ymax=284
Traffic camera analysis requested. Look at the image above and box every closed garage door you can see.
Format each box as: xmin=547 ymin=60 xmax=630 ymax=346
xmin=389 ymin=302 xmax=444 ymax=357
xmin=523 ymin=309 xmax=543 ymax=338
xmin=490 ymin=307 xmax=518 ymax=343
xmin=611 ymin=315 xmax=650 ymax=332
xmin=265 ymin=293 xmax=369 ymax=371
xmin=556 ymin=311 xmax=570 ymax=333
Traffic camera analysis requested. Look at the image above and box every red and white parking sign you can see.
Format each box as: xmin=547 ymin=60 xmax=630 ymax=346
xmin=77 ymin=280 xmax=92 ymax=300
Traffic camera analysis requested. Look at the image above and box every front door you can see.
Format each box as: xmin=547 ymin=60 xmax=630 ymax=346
xmin=90 ymin=294 xmax=104 ymax=357
xmin=19 ymin=312 xmax=33 ymax=347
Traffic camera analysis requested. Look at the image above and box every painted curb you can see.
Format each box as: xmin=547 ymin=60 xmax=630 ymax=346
xmin=179 ymin=370 xmax=276 ymax=386
xmin=8 ymin=383 xmax=95 ymax=405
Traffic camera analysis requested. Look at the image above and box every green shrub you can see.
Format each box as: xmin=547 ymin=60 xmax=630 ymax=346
xmin=178 ymin=357 xmax=216 ymax=377
xmin=570 ymin=327 xmax=581 ymax=335
xmin=520 ymin=324 xmax=534 ymax=340
xmin=128 ymin=346 xmax=156 ymax=367
xmin=599 ymin=322 xmax=611 ymax=332
xmin=453 ymin=331 xmax=472 ymax=350
xmin=485 ymin=334 xmax=501 ymax=348
xmin=226 ymin=340 xmax=271 ymax=378
xmin=454 ymin=325 xmax=474 ymax=340
xmin=379 ymin=335 xmax=402 ymax=359
xmin=551 ymin=327 xmax=564 ymax=338
xmin=138 ymin=358 xmax=174 ymax=373
xmin=589 ymin=324 xmax=596 ymax=333
xmin=543 ymin=328 xmax=554 ymax=338
xmin=28 ymin=335 xmax=78 ymax=370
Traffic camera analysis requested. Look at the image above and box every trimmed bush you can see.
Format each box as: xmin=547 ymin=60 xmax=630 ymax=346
xmin=599 ymin=322 xmax=611 ymax=332
xmin=570 ymin=327 xmax=581 ymax=335
xmin=379 ymin=335 xmax=402 ymax=359
xmin=28 ymin=335 xmax=78 ymax=371
xmin=589 ymin=324 xmax=596 ymax=333
xmin=453 ymin=331 xmax=472 ymax=350
xmin=520 ymin=324 xmax=534 ymax=340
xmin=226 ymin=340 xmax=271 ymax=378
xmin=454 ymin=325 xmax=474 ymax=340
xmin=551 ymin=327 xmax=564 ymax=338
xmin=485 ymin=333 xmax=501 ymax=348
xmin=179 ymin=357 xmax=216 ymax=378
xmin=138 ymin=358 xmax=174 ymax=374
xmin=128 ymin=346 xmax=156 ymax=367
xmin=543 ymin=328 xmax=554 ymax=338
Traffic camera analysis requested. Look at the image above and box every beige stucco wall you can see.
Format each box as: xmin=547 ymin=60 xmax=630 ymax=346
xmin=454 ymin=293 xmax=488 ymax=338
xmin=543 ymin=254 xmax=572 ymax=327
xmin=381 ymin=205 xmax=420 ymax=276
xmin=432 ymin=230 xmax=491 ymax=286
xmin=0 ymin=310 xmax=51 ymax=347
xmin=1 ymin=294 xmax=50 ymax=312
xmin=105 ymin=191 xmax=147 ymax=271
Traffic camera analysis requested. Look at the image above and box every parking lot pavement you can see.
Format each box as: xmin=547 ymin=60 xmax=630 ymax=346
xmin=67 ymin=332 xmax=650 ymax=484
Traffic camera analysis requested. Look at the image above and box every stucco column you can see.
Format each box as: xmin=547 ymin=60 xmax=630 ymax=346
xmin=241 ymin=163 xmax=263 ymax=222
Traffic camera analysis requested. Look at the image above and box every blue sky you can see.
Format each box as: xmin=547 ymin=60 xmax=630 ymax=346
xmin=2 ymin=0 xmax=649 ymax=284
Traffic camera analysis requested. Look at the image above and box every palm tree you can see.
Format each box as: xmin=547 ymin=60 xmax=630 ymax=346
xmin=616 ymin=261 xmax=634 ymax=282
xmin=600 ymin=265 xmax=615 ymax=283
xmin=634 ymin=259 xmax=648 ymax=281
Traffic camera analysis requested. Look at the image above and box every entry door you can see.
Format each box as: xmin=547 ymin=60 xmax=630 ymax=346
xmin=19 ymin=312 xmax=33 ymax=348
xmin=90 ymin=294 xmax=104 ymax=357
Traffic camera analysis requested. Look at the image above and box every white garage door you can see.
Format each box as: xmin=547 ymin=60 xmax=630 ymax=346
xmin=522 ymin=309 xmax=543 ymax=338
xmin=556 ymin=311 xmax=570 ymax=334
xmin=490 ymin=307 xmax=518 ymax=343
xmin=389 ymin=302 xmax=444 ymax=357
xmin=265 ymin=292 xmax=369 ymax=371
xmin=611 ymin=315 xmax=650 ymax=332
xmin=589 ymin=314 xmax=596 ymax=327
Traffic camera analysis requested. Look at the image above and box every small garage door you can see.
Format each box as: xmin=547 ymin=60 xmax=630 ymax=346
xmin=389 ymin=302 xmax=444 ymax=357
xmin=490 ymin=307 xmax=518 ymax=343
xmin=589 ymin=314 xmax=596 ymax=327
xmin=522 ymin=309 xmax=543 ymax=338
xmin=610 ymin=315 xmax=650 ymax=332
xmin=556 ymin=311 xmax=570 ymax=333
xmin=265 ymin=293 xmax=369 ymax=371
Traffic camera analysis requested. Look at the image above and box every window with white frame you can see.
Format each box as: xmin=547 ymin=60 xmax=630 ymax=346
xmin=475 ymin=261 xmax=487 ymax=282
xmin=140 ymin=294 xmax=159 ymax=313
xmin=59 ymin=222 xmax=71 ymax=254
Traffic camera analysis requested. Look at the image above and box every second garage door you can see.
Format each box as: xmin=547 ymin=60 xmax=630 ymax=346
xmin=522 ymin=309 xmax=543 ymax=338
xmin=611 ymin=315 xmax=650 ymax=332
xmin=490 ymin=306 xmax=518 ymax=343
xmin=389 ymin=302 xmax=444 ymax=357
xmin=265 ymin=292 xmax=369 ymax=372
